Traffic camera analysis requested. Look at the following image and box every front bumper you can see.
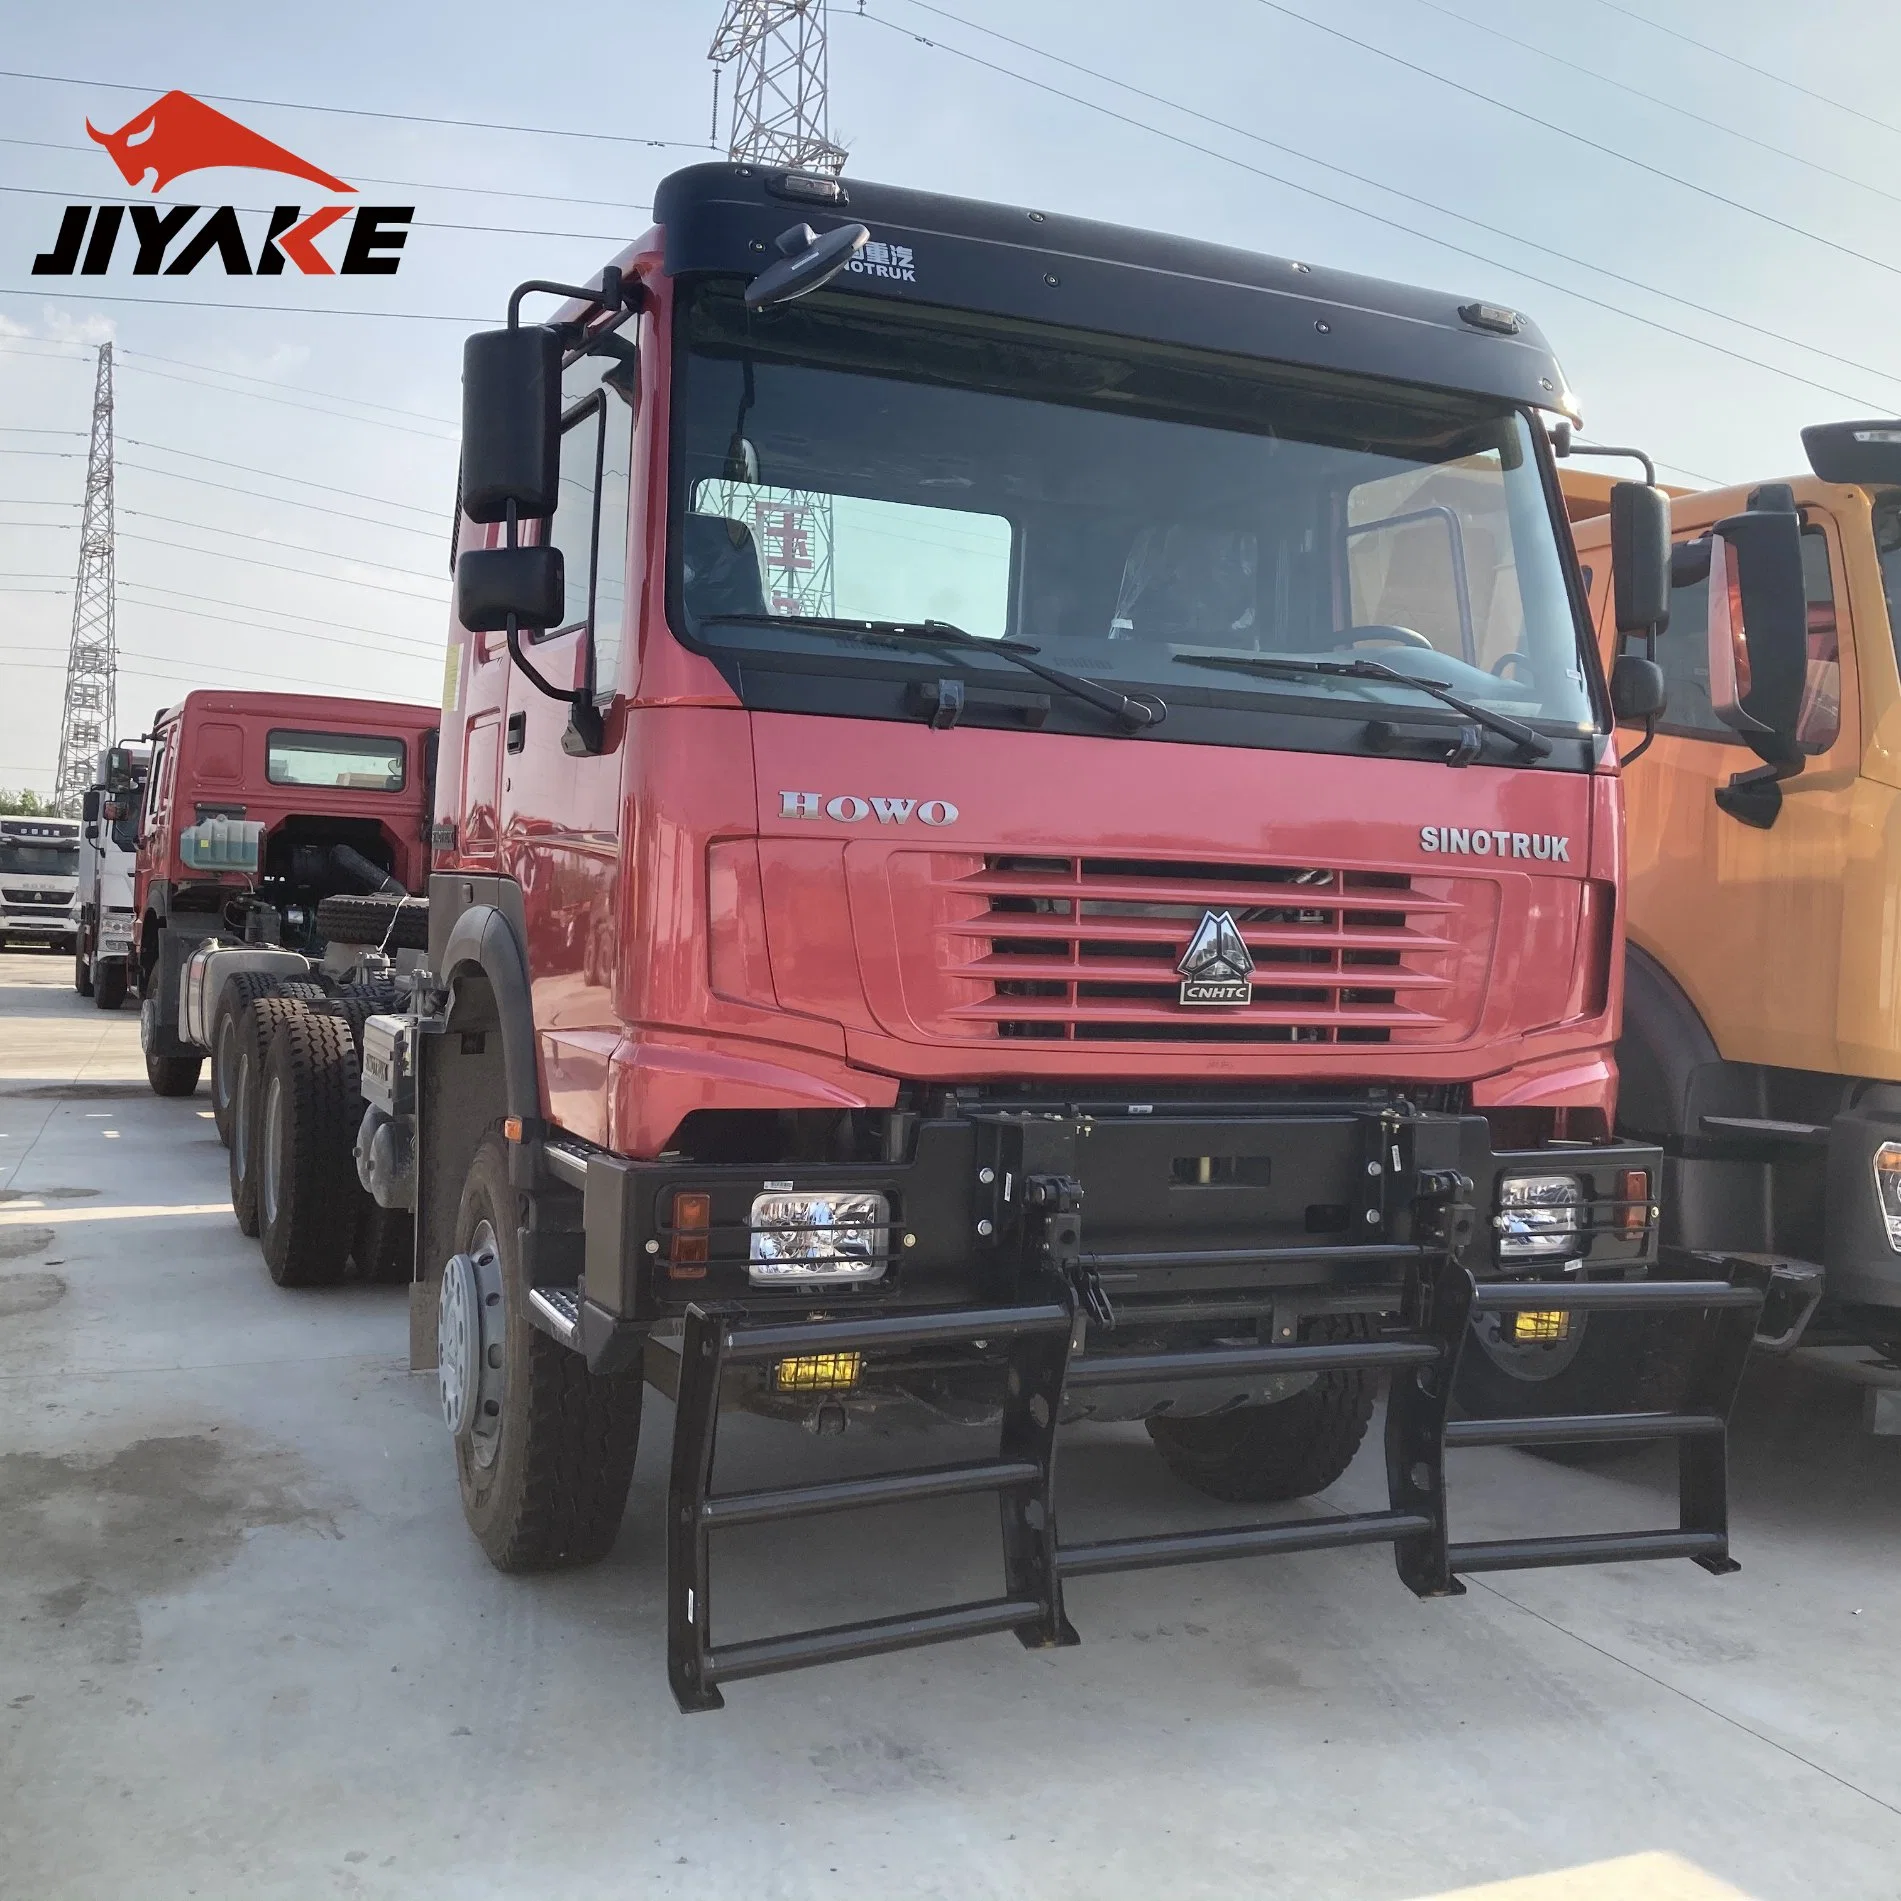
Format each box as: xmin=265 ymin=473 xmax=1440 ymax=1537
xmin=0 ymin=907 xmax=74 ymax=942
xmin=550 ymin=1100 xmax=1661 ymax=1375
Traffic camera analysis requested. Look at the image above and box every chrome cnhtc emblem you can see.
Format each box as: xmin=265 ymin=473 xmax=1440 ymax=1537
xmin=1178 ymin=909 xmax=1255 ymax=1007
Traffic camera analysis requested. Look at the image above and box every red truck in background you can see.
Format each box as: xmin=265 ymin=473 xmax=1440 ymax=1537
xmin=331 ymin=163 xmax=1802 ymax=1712
xmin=133 ymin=690 xmax=438 ymax=1098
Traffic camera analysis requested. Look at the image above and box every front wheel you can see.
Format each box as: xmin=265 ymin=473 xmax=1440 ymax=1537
xmin=1453 ymin=1307 xmax=1689 ymax=1462
xmin=94 ymin=961 xmax=126 ymax=1011
xmin=445 ymin=1135 xmax=643 ymax=1571
xmin=1146 ymin=1317 xmax=1377 ymax=1503
xmin=141 ymin=997 xmax=202 ymax=1098
xmin=74 ymin=945 xmax=93 ymax=997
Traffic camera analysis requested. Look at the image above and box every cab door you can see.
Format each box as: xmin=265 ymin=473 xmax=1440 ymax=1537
xmin=496 ymin=315 xmax=640 ymax=1141
xmin=1619 ymin=508 xmax=1859 ymax=1073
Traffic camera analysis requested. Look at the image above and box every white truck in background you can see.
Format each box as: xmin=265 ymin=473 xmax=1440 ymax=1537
xmin=0 ymin=813 xmax=80 ymax=957
xmin=72 ymin=744 xmax=148 ymax=1008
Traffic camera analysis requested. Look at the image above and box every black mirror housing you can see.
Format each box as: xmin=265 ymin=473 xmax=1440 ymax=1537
xmin=457 ymin=545 xmax=565 ymax=633
xmin=746 ymin=221 xmax=870 ymax=310
xmin=1707 ymin=509 xmax=1808 ymax=761
xmin=1610 ymin=654 xmax=1666 ymax=722
xmin=461 ymin=327 xmax=563 ymax=524
xmin=1609 ymin=482 xmax=1672 ymax=635
xmin=1802 ymin=419 xmax=1901 ymax=488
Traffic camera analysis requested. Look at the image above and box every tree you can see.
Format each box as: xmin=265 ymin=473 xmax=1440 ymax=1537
xmin=0 ymin=789 xmax=51 ymax=816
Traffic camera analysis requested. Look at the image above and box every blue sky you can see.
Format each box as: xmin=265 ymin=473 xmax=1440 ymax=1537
xmin=2 ymin=0 xmax=1897 ymax=789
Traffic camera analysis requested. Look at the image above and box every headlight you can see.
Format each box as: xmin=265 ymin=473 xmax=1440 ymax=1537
xmin=1872 ymin=1144 xmax=1901 ymax=1252
xmin=749 ymin=1191 xmax=890 ymax=1283
xmin=1495 ymin=1173 xmax=1584 ymax=1262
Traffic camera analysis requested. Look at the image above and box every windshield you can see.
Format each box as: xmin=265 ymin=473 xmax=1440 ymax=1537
xmin=0 ymin=841 xmax=78 ymax=878
xmin=670 ymin=284 xmax=1596 ymax=756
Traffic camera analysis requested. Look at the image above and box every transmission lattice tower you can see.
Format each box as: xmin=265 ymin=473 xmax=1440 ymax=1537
xmin=52 ymin=343 xmax=117 ymax=815
xmin=707 ymin=2 xmax=843 ymax=616
xmin=709 ymin=0 xmax=847 ymax=175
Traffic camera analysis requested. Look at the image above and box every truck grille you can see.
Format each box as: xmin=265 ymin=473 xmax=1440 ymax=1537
xmin=924 ymin=854 xmax=1493 ymax=1046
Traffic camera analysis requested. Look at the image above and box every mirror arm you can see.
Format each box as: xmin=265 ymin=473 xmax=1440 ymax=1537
xmin=1550 ymin=428 xmax=1659 ymax=489
xmin=507 ymin=266 xmax=628 ymax=332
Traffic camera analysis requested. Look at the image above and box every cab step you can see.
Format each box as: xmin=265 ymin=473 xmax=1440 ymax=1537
xmin=661 ymin=1260 xmax=1773 ymax=1710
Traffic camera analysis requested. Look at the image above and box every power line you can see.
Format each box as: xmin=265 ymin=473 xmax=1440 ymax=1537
xmin=1243 ymin=0 xmax=1901 ymax=280
xmin=0 ymin=286 xmax=488 ymax=322
xmin=1398 ymin=0 xmax=1901 ymax=208
xmin=119 ymin=508 xmax=445 ymax=582
xmin=126 ymin=360 xmax=456 ymax=438
xmin=117 ymin=461 xmax=443 ymax=537
xmin=119 ymin=577 xmax=441 ymax=644
xmin=121 ymin=439 xmax=443 ymax=518
xmin=0 ymin=133 xmax=658 ymax=216
xmin=8 ymin=648 xmax=437 ymax=696
xmin=886 ymin=0 xmax=1901 ymax=392
xmin=118 ymin=531 xmax=448 ymax=601
xmin=1 ymin=333 xmax=458 ymax=429
xmin=1579 ymin=0 xmax=1901 ymax=140
xmin=115 ymin=594 xmax=443 ymax=662
xmin=0 ymin=180 xmax=638 ymax=246
xmin=858 ymin=7 xmax=1899 ymax=411
xmin=0 ymin=67 xmax=713 ymax=155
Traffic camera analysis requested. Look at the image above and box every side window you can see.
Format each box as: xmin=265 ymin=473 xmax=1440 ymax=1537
xmin=543 ymin=325 xmax=635 ymax=700
xmin=1794 ymin=529 xmax=1840 ymax=753
xmin=142 ymin=738 xmax=169 ymax=830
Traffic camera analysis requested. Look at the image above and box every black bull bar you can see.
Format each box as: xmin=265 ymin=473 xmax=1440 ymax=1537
xmin=665 ymin=1265 xmax=1769 ymax=1713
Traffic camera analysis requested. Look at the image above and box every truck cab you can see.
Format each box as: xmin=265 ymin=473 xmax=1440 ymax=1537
xmin=134 ymin=690 xmax=437 ymax=1095
xmin=1574 ymin=423 xmax=1901 ymax=1344
xmin=73 ymin=742 xmax=149 ymax=1009
xmin=0 ymin=814 xmax=80 ymax=955
xmin=350 ymin=164 xmax=1777 ymax=1708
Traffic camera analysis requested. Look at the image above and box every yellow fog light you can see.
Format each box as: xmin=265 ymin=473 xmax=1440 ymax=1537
xmin=774 ymin=1352 xmax=863 ymax=1393
xmin=1510 ymin=1310 xmax=1571 ymax=1344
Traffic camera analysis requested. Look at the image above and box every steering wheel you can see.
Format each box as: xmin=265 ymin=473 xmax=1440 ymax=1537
xmin=1490 ymin=651 xmax=1534 ymax=682
xmin=1324 ymin=623 xmax=1436 ymax=652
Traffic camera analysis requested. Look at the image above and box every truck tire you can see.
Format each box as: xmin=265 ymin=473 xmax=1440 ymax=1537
xmin=1453 ymin=1310 xmax=1687 ymax=1463
xmin=210 ymin=974 xmax=326 ymax=1146
xmin=74 ymin=943 xmax=93 ymax=997
xmin=447 ymin=1135 xmax=643 ymax=1571
xmin=317 ymin=892 xmax=428 ymax=952
xmin=94 ymin=961 xmax=126 ymax=1011
xmin=142 ymin=993 xmax=204 ymax=1099
xmin=1145 ymin=1316 xmax=1377 ymax=1503
xmin=228 ymin=995 xmax=316 ymax=1235
xmin=258 ymin=1011 xmax=362 ymax=1288
xmin=355 ymin=1201 xmax=413 ymax=1285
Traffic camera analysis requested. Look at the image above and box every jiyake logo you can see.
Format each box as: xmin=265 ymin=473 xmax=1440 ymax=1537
xmin=32 ymin=91 xmax=411 ymax=279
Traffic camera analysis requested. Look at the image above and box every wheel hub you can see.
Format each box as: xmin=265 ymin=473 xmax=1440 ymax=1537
xmin=438 ymin=1222 xmax=505 ymax=1461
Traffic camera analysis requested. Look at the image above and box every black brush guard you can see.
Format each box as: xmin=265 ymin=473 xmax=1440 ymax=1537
xmin=665 ymin=1261 xmax=1771 ymax=1713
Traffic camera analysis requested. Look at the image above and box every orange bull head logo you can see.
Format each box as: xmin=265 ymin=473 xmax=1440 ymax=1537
xmin=85 ymin=91 xmax=354 ymax=196
xmin=32 ymin=92 xmax=409 ymax=280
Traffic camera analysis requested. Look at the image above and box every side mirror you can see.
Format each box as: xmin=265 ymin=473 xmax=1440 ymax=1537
xmin=746 ymin=221 xmax=870 ymax=310
xmin=1610 ymin=654 xmax=1665 ymax=722
xmin=1609 ymin=482 xmax=1672 ymax=635
xmin=456 ymin=544 xmax=565 ymax=633
xmin=1802 ymin=418 xmax=1901 ymax=487
xmin=1705 ymin=510 xmax=1808 ymax=762
xmin=460 ymin=326 xmax=563 ymax=524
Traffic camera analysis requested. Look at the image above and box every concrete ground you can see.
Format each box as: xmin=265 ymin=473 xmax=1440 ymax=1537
xmin=1 ymin=946 xmax=1898 ymax=1901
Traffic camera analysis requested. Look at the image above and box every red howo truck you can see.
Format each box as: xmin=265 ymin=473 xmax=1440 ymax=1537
xmin=134 ymin=690 xmax=437 ymax=1097
xmin=349 ymin=163 xmax=1784 ymax=1711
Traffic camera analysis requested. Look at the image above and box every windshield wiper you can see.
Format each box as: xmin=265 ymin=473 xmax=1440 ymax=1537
xmin=698 ymin=614 xmax=1164 ymax=734
xmin=1172 ymin=651 xmax=1551 ymax=759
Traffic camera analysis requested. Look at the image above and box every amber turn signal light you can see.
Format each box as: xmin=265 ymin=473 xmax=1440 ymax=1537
xmin=669 ymin=1190 xmax=711 ymax=1279
xmin=1617 ymin=1168 xmax=1651 ymax=1233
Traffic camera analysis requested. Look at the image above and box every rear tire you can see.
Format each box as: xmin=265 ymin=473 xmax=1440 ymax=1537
xmin=258 ymin=1011 xmax=362 ymax=1288
xmin=355 ymin=1201 xmax=414 ymax=1284
xmin=227 ymin=995 xmax=315 ymax=1236
xmin=1145 ymin=1316 xmax=1378 ymax=1504
xmin=210 ymin=974 xmax=326 ymax=1146
xmin=449 ymin=1135 xmax=643 ymax=1570
xmin=94 ymin=961 xmax=126 ymax=1010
